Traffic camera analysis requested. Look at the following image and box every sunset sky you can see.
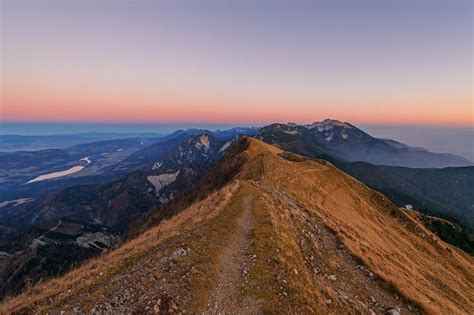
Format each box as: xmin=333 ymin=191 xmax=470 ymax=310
xmin=1 ymin=1 xmax=472 ymax=126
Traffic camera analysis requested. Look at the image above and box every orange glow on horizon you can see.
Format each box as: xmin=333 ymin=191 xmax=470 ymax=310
xmin=2 ymin=99 xmax=472 ymax=127
xmin=2 ymin=1 xmax=472 ymax=129
xmin=1 ymin=78 xmax=472 ymax=127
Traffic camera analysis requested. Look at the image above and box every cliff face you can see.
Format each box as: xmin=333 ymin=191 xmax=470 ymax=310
xmin=2 ymin=138 xmax=473 ymax=314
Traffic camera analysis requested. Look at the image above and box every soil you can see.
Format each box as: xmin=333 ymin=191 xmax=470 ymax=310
xmin=205 ymin=196 xmax=261 ymax=314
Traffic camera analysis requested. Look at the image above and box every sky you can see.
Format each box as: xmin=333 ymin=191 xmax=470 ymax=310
xmin=0 ymin=0 xmax=473 ymax=126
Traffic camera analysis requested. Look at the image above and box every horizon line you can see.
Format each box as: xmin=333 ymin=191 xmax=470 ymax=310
xmin=1 ymin=120 xmax=473 ymax=128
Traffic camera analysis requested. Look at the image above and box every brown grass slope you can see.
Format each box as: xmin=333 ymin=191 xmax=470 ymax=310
xmin=1 ymin=137 xmax=473 ymax=314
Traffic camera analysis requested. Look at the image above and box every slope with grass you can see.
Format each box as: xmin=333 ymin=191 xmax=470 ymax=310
xmin=257 ymin=124 xmax=474 ymax=230
xmin=2 ymin=138 xmax=472 ymax=314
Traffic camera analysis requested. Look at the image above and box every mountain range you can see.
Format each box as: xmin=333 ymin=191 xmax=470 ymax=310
xmin=0 ymin=121 xmax=472 ymax=312
xmin=261 ymin=119 xmax=472 ymax=168
xmin=2 ymin=138 xmax=472 ymax=314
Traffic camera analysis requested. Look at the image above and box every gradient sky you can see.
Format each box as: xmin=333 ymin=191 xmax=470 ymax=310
xmin=1 ymin=0 xmax=472 ymax=125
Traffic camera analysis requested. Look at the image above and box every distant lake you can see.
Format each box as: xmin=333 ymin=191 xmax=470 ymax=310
xmin=26 ymin=157 xmax=91 ymax=184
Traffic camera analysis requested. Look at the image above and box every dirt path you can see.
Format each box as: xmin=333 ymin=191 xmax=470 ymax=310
xmin=205 ymin=196 xmax=260 ymax=314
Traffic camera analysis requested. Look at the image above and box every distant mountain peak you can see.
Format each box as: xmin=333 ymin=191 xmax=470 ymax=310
xmin=257 ymin=121 xmax=472 ymax=168
xmin=305 ymin=119 xmax=353 ymax=131
xmin=194 ymin=134 xmax=211 ymax=151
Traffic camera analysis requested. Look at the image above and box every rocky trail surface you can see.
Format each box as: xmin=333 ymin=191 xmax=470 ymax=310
xmin=205 ymin=195 xmax=261 ymax=314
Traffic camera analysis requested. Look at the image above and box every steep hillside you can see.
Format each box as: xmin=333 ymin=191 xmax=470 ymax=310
xmin=0 ymin=219 xmax=120 ymax=299
xmin=402 ymin=210 xmax=474 ymax=255
xmin=2 ymin=138 xmax=472 ymax=314
xmin=257 ymin=125 xmax=474 ymax=230
xmin=337 ymin=162 xmax=474 ymax=229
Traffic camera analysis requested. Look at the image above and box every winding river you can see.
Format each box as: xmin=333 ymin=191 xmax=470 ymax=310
xmin=26 ymin=157 xmax=91 ymax=184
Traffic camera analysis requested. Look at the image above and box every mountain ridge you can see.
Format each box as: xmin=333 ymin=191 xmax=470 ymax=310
xmin=3 ymin=137 xmax=472 ymax=314
xmin=256 ymin=123 xmax=474 ymax=230
xmin=258 ymin=120 xmax=472 ymax=168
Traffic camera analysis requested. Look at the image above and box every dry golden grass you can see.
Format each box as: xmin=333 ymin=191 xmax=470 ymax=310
xmin=244 ymin=138 xmax=473 ymax=314
xmin=2 ymin=137 xmax=473 ymax=314
xmin=0 ymin=182 xmax=239 ymax=313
